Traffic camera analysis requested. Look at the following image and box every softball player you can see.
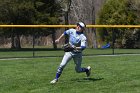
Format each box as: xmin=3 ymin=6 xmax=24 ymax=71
xmin=50 ymin=22 xmax=91 ymax=84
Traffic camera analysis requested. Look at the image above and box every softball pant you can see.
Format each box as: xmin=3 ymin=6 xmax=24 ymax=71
xmin=57 ymin=52 xmax=86 ymax=74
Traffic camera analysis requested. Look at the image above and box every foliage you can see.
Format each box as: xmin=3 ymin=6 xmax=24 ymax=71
xmin=97 ymin=0 xmax=140 ymax=48
xmin=0 ymin=0 xmax=62 ymax=48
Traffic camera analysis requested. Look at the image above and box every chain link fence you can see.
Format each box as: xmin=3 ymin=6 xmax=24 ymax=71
xmin=0 ymin=25 xmax=140 ymax=58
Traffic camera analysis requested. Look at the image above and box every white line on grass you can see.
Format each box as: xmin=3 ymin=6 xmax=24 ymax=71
xmin=0 ymin=58 xmax=32 ymax=60
xmin=84 ymin=54 xmax=140 ymax=57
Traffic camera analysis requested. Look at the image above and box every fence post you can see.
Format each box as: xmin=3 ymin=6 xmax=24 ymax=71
xmin=112 ymin=28 xmax=115 ymax=55
xmin=32 ymin=28 xmax=35 ymax=57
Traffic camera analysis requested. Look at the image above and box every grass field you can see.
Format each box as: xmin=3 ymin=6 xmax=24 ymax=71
xmin=0 ymin=51 xmax=140 ymax=93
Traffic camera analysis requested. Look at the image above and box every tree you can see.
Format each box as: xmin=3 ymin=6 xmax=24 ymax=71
xmin=34 ymin=0 xmax=62 ymax=49
xmin=0 ymin=0 xmax=36 ymax=48
xmin=97 ymin=0 xmax=139 ymax=48
xmin=0 ymin=0 xmax=62 ymax=49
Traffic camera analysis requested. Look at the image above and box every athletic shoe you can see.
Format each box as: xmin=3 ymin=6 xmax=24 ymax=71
xmin=86 ymin=66 xmax=91 ymax=77
xmin=50 ymin=79 xmax=58 ymax=84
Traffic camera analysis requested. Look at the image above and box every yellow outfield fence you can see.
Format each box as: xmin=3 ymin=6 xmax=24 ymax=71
xmin=0 ymin=25 xmax=140 ymax=28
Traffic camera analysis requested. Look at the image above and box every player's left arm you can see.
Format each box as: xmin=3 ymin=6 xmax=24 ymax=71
xmin=75 ymin=36 xmax=87 ymax=50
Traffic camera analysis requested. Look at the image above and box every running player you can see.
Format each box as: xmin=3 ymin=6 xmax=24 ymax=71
xmin=50 ymin=22 xmax=91 ymax=84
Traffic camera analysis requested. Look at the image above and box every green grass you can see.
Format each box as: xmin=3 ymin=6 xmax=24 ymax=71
xmin=0 ymin=54 xmax=140 ymax=93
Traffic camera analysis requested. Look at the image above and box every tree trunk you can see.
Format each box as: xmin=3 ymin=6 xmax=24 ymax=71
xmin=11 ymin=28 xmax=21 ymax=49
xmin=52 ymin=30 xmax=57 ymax=49
xmin=11 ymin=35 xmax=15 ymax=49
xmin=64 ymin=0 xmax=71 ymax=44
xmin=92 ymin=1 xmax=98 ymax=48
xmin=15 ymin=33 xmax=21 ymax=49
xmin=64 ymin=11 xmax=69 ymax=44
xmin=11 ymin=28 xmax=15 ymax=49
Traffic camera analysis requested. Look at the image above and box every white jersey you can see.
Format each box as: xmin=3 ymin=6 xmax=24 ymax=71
xmin=64 ymin=28 xmax=87 ymax=51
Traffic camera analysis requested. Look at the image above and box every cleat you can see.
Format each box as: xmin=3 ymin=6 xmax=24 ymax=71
xmin=50 ymin=79 xmax=58 ymax=84
xmin=86 ymin=66 xmax=91 ymax=77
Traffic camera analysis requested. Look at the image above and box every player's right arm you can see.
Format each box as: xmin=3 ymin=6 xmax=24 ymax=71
xmin=55 ymin=33 xmax=65 ymax=44
xmin=55 ymin=29 xmax=72 ymax=44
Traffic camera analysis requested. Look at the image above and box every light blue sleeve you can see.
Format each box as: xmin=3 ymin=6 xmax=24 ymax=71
xmin=81 ymin=35 xmax=87 ymax=50
xmin=63 ymin=29 xmax=72 ymax=35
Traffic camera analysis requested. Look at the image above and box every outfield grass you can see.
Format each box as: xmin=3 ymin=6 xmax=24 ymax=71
xmin=0 ymin=54 xmax=140 ymax=93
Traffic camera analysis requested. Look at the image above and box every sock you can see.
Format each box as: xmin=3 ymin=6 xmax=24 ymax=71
xmin=81 ymin=68 xmax=88 ymax=72
xmin=55 ymin=73 xmax=61 ymax=80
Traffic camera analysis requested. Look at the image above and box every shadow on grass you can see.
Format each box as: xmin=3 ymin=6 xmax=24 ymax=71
xmin=71 ymin=77 xmax=104 ymax=82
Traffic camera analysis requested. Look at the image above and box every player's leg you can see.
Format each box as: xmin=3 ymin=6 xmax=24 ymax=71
xmin=73 ymin=53 xmax=91 ymax=77
xmin=50 ymin=52 xmax=72 ymax=84
xmin=55 ymin=52 xmax=72 ymax=79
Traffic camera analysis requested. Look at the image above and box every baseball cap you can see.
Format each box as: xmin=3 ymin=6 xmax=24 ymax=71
xmin=77 ymin=22 xmax=86 ymax=29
